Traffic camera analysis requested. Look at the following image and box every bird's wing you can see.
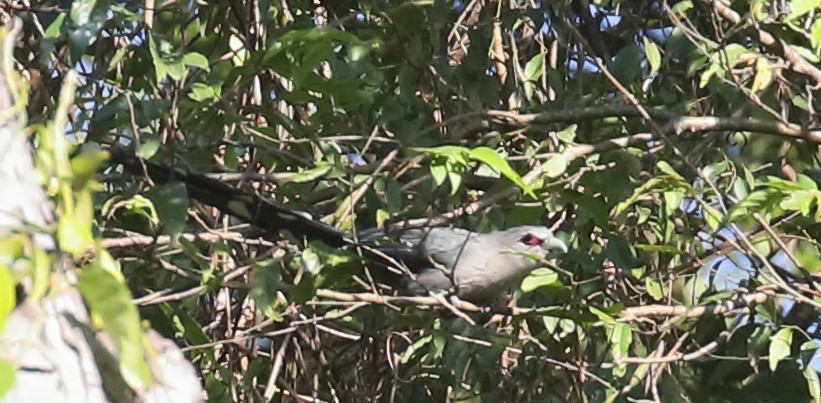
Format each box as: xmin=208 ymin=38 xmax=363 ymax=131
xmin=401 ymin=227 xmax=476 ymax=270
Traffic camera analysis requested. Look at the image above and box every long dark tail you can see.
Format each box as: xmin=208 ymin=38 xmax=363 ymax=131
xmin=108 ymin=146 xmax=350 ymax=249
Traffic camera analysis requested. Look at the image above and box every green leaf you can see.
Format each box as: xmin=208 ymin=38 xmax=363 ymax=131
xmin=468 ymin=147 xmax=535 ymax=198
xmin=413 ymin=147 xmax=471 ymax=196
xmin=524 ymin=53 xmax=545 ymax=82
xmin=796 ymin=174 xmax=819 ymax=190
xmin=643 ymin=36 xmax=661 ymax=74
xmin=520 ymin=268 xmax=558 ymax=292
xmin=805 ymin=364 xmax=821 ymax=402
xmin=43 ymin=13 xmax=65 ymax=39
xmin=78 ymin=255 xmax=152 ymax=390
xmin=752 ymin=57 xmax=773 ymax=92
xmin=702 ymin=160 xmax=729 ymax=180
xmin=69 ymin=0 xmax=95 ymax=24
xmin=607 ymin=322 xmax=632 ymax=375
xmin=722 ymin=44 xmax=754 ymax=67
xmin=30 ymin=244 xmax=50 ymax=302
xmin=375 ymin=208 xmax=390 ymax=228
xmin=559 ymin=190 xmax=608 ymax=228
xmin=701 ymin=203 xmax=723 ymax=231
xmin=412 ymin=145 xmax=468 ymax=159
xmin=146 ymin=182 xmax=189 ymax=238
xmin=228 ymin=34 xmax=249 ymax=66
xmin=748 ymin=325 xmax=773 ymax=366
xmin=249 ymin=260 xmax=283 ymax=321
xmin=769 ymin=327 xmax=794 ymax=371
xmin=71 ymin=149 xmax=109 ymax=189
xmin=635 ymin=244 xmax=684 ymax=255
xmin=811 ymin=18 xmax=821 ymax=52
xmin=288 ymin=275 xmax=316 ymax=305
xmin=614 ymin=178 xmax=662 ymax=217
xmin=590 ymin=306 xmax=616 ymax=325
xmin=664 ymin=190 xmax=684 ymax=215
xmin=182 ymin=52 xmax=210 ymax=72
xmin=58 ymin=214 xmax=94 ymax=256
xmin=733 ymin=177 xmax=749 ymax=200
xmin=780 ymin=190 xmax=818 ymax=215
xmin=147 ymin=33 xmax=165 ymax=83
xmin=543 ymin=153 xmax=567 ymax=178
xmin=670 ymin=0 xmax=693 ymax=14
xmin=657 ymin=161 xmax=684 ymax=179
xmin=791 ymin=44 xmax=820 ymax=62
xmin=188 ymin=83 xmax=220 ymax=102
xmin=66 ymin=0 xmax=106 ymax=62
xmin=700 ymin=62 xmax=723 ymax=88
xmin=446 ymin=161 xmax=463 ymax=196
xmin=787 ymin=0 xmax=821 ymax=20
xmin=0 ymin=358 xmax=13 ymax=397
xmin=401 ymin=335 xmax=432 ymax=364
xmin=555 ymin=124 xmax=577 ymax=143
xmin=0 ymin=264 xmax=14 ymax=332
xmin=286 ymin=164 xmax=332 ymax=183
xmin=682 ymin=275 xmax=708 ymax=306
xmin=645 ymin=277 xmax=664 ymax=300
xmin=726 ymin=189 xmax=780 ymax=223
xmin=542 ymin=316 xmax=576 ymax=338
xmin=801 ymin=340 xmax=821 ymax=368
xmin=301 ymin=248 xmax=323 ymax=276
xmin=430 ymin=160 xmax=447 ymax=188
xmin=385 ymin=180 xmax=403 ymax=213
xmin=605 ymin=236 xmax=636 ymax=270
xmin=107 ymin=194 xmax=159 ymax=224
xmin=137 ymin=139 xmax=162 ymax=160
xmin=612 ymin=45 xmax=644 ymax=84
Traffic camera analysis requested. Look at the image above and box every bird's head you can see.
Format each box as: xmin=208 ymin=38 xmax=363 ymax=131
xmin=506 ymin=225 xmax=568 ymax=258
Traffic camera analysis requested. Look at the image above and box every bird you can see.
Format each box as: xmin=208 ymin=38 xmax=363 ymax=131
xmin=362 ymin=226 xmax=566 ymax=300
xmin=108 ymin=148 xmax=568 ymax=301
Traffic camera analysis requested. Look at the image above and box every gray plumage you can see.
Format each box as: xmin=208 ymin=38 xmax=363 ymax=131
xmin=364 ymin=225 xmax=567 ymax=300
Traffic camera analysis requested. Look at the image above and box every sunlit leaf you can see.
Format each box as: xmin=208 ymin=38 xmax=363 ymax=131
xmin=182 ymin=52 xmax=210 ymax=72
xmin=78 ymin=259 xmax=152 ymax=390
xmin=0 ymin=264 xmax=13 ymax=331
xmin=787 ymin=0 xmax=821 ymax=20
xmin=0 ymin=358 xmax=13 ymax=397
xmin=645 ymin=277 xmax=664 ymax=300
xmin=805 ymin=364 xmax=821 ymax=402
xmin=524 ymin=53 xmax=545 ymax=81
xmin=542 ymin=153 xmax=567 ymax=179
xmin=555 ymin=124 xmax=577 ymax=143
xmin=769 ymin=327 xmax=794 ymax=371
xmin=752 ymin=57 xmax=773 ymax=92
xmin=520 ymin=268 xmax=558 ymax=292
xmin=643 ymin=36 xmax=661 ymax=74
xmin=468 ymin=147 xmax=535 ymax=198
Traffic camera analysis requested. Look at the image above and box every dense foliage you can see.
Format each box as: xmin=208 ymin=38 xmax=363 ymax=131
xmin=3 ymin=0 xmax=821 ymax=401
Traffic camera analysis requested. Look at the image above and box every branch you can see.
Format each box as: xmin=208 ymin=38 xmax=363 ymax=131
xmin=313 ymin=288 xmax=773 ymax=322
xmin=704 ymin=0 xmax=821 ymax=87
xmin=486 ymin=105 xmax=821 ymax=144
xmin=618 ymin=291 xmax=770 ymax=322
xmin=101 ymin=230 xmax=274 ymax=249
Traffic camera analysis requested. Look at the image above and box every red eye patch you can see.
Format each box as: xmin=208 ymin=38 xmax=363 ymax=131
xmin=520 ymin=234 xmax=543 ymax=246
